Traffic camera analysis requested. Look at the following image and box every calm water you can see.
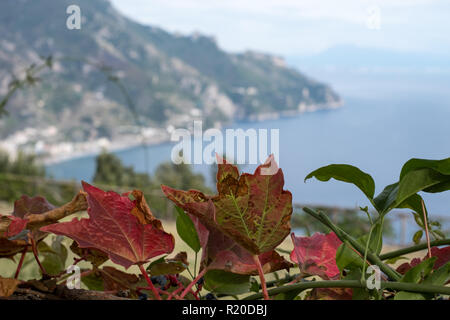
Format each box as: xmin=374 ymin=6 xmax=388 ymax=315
xmin=47 ymin=72 xmax=450 ymax=218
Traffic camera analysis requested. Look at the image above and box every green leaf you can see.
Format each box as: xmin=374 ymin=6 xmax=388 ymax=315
xmin=397 ymin=168 xmax=449 ymax=206
xmin=413 ymin=230 xmax=423 ymax=244
xmin=394 ymin=291 xmax=426 ymax=300
xmin=385 ymin=256 xmax=408 ymax=265
xmin=81 ymin=272 xmax=104 ymax=291
xmin=424 ymin=262 xmax=450 ymax=286
xmin=373 ymin=183 xmax=399 ymax=213
xmin=396 ymin=262 xmax=450 ymax=300
xmin=400 ymin=158 xmax=450 ymax=179
xmin=400 ymin=257 xmax=436 ymax=284
xmin=147 ymin=260 xmax=187 ymax=276
xmin=305 ymin=164 xmax=375 ymax=200
xmin=175 ymin=206 xmax=201 ymax=252
xmin=336 ymin=222 xmax=383 ymax=272
xmin=40 ymin=236 xmax=68 ymax=275
xmin=374 ymin=182 xmax=429 ymax=228
xmin=344 ymin=269 xmax=370 ymax=300
xmin=204 ymin=270 xmax=250 ymax=295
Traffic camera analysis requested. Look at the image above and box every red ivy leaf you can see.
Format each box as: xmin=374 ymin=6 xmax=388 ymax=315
xmin=431 ymin=246 xmax=450 ymax=269
xmin=202 ymin=222 xmax=292 ymax=275
xmin=396 ymin=246 xmax=450 ymax=274
xmin=162 ymin=155 xmax=292 ymax=255
xmin=290 ymin=232 xmax=341 ymax=280
xmin=5 ymin=216 xmax=28 ymax=238
xmin=13 ymin=195 xmax=55 ymax=218
xmin=41 ymin=182 xmax=174 ymax=269
xmin=13 ymin=195 xmax=56 ymax=241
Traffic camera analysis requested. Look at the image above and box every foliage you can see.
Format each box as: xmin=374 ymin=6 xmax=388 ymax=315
xmin=0 ymin=149 xmax=45 ymax=178
xmin=0 ymin=156 xmax=449 ymax=300
xmin=291 ymin=206 xmax=394 ymax=239
xmin=93 ymin=150 xmax=152 ymax=188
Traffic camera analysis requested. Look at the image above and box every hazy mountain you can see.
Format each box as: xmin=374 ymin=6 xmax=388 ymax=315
xmin=0 ymin=0 xmax=341 ymax=145
xmin=288 ymin=44 xmax=450 ymax=73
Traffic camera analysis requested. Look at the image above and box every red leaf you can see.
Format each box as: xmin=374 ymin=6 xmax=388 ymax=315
xmin=13 ymin=195 xmax=55 ymax=218
xmin=430 ymin=246 xmax=450 ymax=269
xmin=13 ymin=195 xmax=56 ymax=241
xmin=190 ymin=216 xmax=291 ymax=275
xmin=396 ymin=258 xmax=421 ymax=274
xmin=396 ymin=246 xmax=450 ymax=274
xmin=162 ymin=155 xmax=292 ymax=255
xmin=5 ymin=216 xmax=28 ymax=238
xmin=41 ymin=182 xmax=174 ymax=269
xmin=290 ymin=232 xmax=341 ymax=280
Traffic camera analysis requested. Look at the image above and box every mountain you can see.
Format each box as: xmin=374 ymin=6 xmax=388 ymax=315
xmin=0 ymin=0 xmax=341 ymax=150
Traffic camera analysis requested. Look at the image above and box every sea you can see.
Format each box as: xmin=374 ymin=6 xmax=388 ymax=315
xmin=47 ymin=69 xmax=450 ymax=239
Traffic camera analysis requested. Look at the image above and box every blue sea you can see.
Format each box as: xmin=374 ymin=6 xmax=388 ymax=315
xmin=47 ymin=71 xmax=450 ymax=222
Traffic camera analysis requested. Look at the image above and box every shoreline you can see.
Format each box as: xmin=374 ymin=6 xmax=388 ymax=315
xmin=39 ymin=102 xmax=344 ymax=166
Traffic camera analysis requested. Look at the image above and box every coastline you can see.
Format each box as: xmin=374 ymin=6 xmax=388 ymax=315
xmin=33 ymin=101 xmax=344 ymax=166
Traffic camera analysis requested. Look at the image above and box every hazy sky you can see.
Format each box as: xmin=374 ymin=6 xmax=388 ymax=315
xmin=110 ymin=0 xmax=450 ymax=56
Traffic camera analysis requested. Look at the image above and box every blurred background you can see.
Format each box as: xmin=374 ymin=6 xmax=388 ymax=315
xmin=1 ymin=0 xmax=449 ymax=244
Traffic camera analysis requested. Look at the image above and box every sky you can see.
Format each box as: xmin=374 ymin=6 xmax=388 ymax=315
xmin=109 ymin=0 xmax=450 ymax=57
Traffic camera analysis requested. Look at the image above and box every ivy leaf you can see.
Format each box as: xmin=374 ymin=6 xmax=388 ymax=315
xmin=41 ymin=182 xmax=175 ymax=269
xmin=0 ymin=215 xmax=28 ymax=238
xmin=39 ymin=236 xmax=68 ymax=275
xmin=0 ymin=195 xmax=58 ymax=258
xmin=305 ymin=164 xmax=375 ymax=201
xmin=180 ymin=210 xmax=291 ymax=275
xmin=400 ymin=257 xmax=436 ymax=284
xmin=290 ymin=232 xmax=341 ymax=279
xmin=99 ymin=266 xmax=140 ymax=292
xmin=396 ymin=246 xmax=450 ymax=275
xmin=13 ymin=195 xmax=56 ymax=218
xmin=81 ymin=266 xmax=141 ymax=294
xmin=162 ymin=155 xmax=292 ymax=255
xmin=147 ymin=252 xmax=188 ymax=276
xmin=70 ymin=241 xmax=109 ymax=267
xmin=430 ymin=246 xmax=450 ymax=269
xmin=204 ymin=270 xmax=251 ymax=295
xmin=197 ymin=218 xmax=291 ymax=275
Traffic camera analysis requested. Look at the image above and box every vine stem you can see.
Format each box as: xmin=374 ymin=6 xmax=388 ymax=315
xmin=180 ymin=268 xmax=206 ymax=300
xmin=360 ymin=224 xmax=374 ymax=283
xmin=380 ymin=239 xmax=450 ymax=260
xmin=243 ymin=279 xmax=450 ymax=300
xmin=30 ymin=238 xmax=47 ymax=276
xmin=303 ymin=207 xmax=401 ymax=281
xmin=138 ymin=264 xmax=162 ymax=300
xmin=253 ymin=255 xmax=269 ymax=300
xmin=14 ymin=247 xmax=28 ymax=279
xmin=421 ymin=200 xmax=432 ymax=258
